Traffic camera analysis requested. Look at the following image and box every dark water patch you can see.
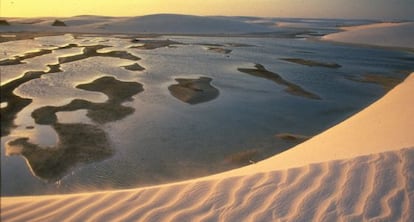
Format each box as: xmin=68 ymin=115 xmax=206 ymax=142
xmin=0 ymin=64 xmax=62 ymax=136
xmin=130 ymin=39 xmax=183 ymax=50
xmin=281 ymin=58 xmax=341 ymax=68
xmin=168 ymin=77 xmax=219 ymax=105
xmin=122 ymin=62 xmax=145 ymax=71
xmin=238 ymin=64 xmax=321 ymax=100
xmin=6 ymin=123 xmax=113 ymax=182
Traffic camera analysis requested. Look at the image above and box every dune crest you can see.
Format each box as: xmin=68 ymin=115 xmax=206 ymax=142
xmin=322 ymin=22 xmax=414 ymax=50
xmin=1 ymin=148 xmax=412 ymax=221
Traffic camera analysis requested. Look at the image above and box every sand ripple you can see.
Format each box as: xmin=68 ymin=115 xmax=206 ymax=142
xmin=2 ymin=147 xmax=412 ymax=222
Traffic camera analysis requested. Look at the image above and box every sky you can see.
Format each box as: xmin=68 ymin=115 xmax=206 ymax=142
xmin=1 ymin=0 xmax=413 ymax=20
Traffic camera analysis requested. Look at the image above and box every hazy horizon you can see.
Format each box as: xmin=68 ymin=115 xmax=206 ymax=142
xmin=1 ymin=0 xmax=413 ymax=20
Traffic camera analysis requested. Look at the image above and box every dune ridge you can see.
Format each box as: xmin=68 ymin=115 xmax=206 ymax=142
xmin=1 ymin=148 xmax=412 ymax=221
xmin=322 ymin=22 xmax=414 ymax=50
xmin=2 ymin=72 xmax=413 ymax=221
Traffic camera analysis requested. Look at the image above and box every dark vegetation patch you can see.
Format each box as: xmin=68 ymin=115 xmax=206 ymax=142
xmin=32 ymin=76 xmax=144 ymax=124
xmin=7 ymin=123 xmax=113 ymax=181
xmin=168 ymin=77 xmax=220 ymax=105
xmin=346 ymin=74 xmax=406 ymax=91
xmin=207 ymin=47 xmax=232 ymax=54
xmin=281 ymin=58 xmax=341 ymax=68
xmin=238 ymin=64 xmax=321 ymax=100
xmin=224 ymin=148 xmax=260 ymax=166
xmin=51 ymin=20 xmax=67 ymax=27
xmin=0 ymin=49 xmax=53 ymax=66
xmin=58 ymin=45 xmax=140 ymax=63
xmin=6 ymin=76 xmax=144 ymax=181
xmin=0 ymin=44 xmax=78 ymax=66
xmin=0 ymin=20 xmax=10 ymax=26
xmin=0 ymin=64 xmax=63 ymax=136
xmin=275 ymin=133 xmax=310 ymax=143
xmin=130 ymin=39 xmax=183 ymax=50
xmin=122 ymin=62 xmax=145 ymax=71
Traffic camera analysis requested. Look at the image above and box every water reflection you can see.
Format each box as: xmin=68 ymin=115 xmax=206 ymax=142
xmin=6 ymin=76 xmax=144 ymax=181
xmin=7 ymin=123 xmax=112 ymax=181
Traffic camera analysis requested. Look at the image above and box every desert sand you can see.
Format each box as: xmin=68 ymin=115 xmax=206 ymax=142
xmin=323 ymin=22 xmax=414 ymax=50
xmin=1 ymin=18 xmax=414 ymax=221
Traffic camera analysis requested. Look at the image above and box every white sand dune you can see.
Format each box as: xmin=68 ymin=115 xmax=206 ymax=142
xmin=2 ymin=70 xmax=413 ymax=221
xmin=1 ymin=14 xmax=274 ymax=34
xmin=2 ymin=148 xmax=412 ymax=222
xmin=322 ymin=22 xmax=414 ymax=49
xmin=103 ymin=14 xmax=274 ymax=34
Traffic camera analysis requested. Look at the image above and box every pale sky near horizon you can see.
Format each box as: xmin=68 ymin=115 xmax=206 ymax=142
xmin=1 ymin=0 xmax=413 ymax=20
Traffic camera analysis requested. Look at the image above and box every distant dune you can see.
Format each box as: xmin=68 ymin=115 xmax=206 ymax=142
xmin=1 ymin=14 xmax=275 ymax=34
xmin=322 ymin=22 xmax=414 ymax=50
xmin=103 ymin=14 xmax=274 ymax=34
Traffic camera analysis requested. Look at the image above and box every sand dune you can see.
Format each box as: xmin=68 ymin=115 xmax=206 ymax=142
xmin=0 ymin=14 xmax=275 ymax=34
xmin=1 ymin=148 xmax=412 ymax=221
xmin=2 ymin=72 xmax=413 ymax=221
xmin=322 ymin=22 xmax=414 ymax=49
xmin=104 ymin=14 xmax=274 ymax=34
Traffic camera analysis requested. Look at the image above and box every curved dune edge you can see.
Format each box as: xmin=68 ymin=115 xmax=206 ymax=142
xmin=1 ymin=73 xmax=413 ymax=221
xmin=322 ymin=22 xmax=414 ymax=50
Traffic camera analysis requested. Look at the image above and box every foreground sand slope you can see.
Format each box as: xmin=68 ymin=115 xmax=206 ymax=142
xmin=2 ymin=147 xmax=413 ymax=222
xmin=2 ymin=72 xmax=413 ymax=221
